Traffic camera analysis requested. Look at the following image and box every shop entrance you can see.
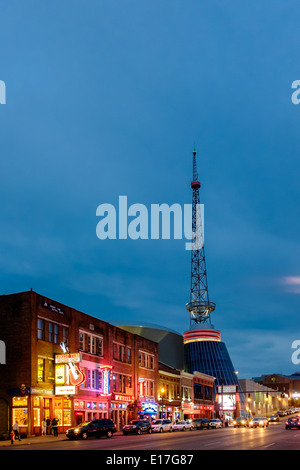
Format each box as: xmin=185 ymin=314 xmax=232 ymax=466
xmin=75 ymin=411 xmax=84 ymax=425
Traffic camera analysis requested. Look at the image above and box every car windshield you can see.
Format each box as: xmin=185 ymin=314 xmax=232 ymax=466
xmin=129 ymin=420 xmax=139 ymax=425
xmin=152 ymin=420 xmax=162 ymax=424
xmin=77 ymin=421 xmax=92 ymax=427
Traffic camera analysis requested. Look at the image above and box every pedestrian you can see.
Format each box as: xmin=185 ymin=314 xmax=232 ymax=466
xmin=42 ymin=419 xmax=47 ymax=436
xmin=13 ymin=420 xmax=21 ymax=441
xmin=46 ymin=417 xmax=51 ymax=435
xmin=52 ymin=417 xmax=59 ymax=436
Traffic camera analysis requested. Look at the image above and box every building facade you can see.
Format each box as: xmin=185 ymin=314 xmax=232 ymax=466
xmin=0 ymin=290 xmax=158 ymax=436
xmin=239 ymin=378 xmax=290 ymax=416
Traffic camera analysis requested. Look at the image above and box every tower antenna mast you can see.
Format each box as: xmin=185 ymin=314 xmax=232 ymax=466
xmin=186 ymin=149 xmax=215 ymax=326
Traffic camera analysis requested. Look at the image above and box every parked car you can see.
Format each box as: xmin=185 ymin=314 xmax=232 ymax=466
xmin=172 ymin=420 xmax=193 ymax=431
xmin=123 ymin=419 xmax=152 ymax=435
xmin=151 ymin=419 xmax=173 ymax=433
xmin=192 ymin=418 xmax=210 ymax=430
xmin=277 ymin=411 xmax=286 ymax=417
xmin=286 ymin=417 xmax=300 ymax=429
xmin=66 ymin=419 xmax=117 ymax=440
xmin=209 ymin=419 xmax=222 ymax=428
xmin=268 ymin=414 xmax=279 ymax=423
xmin=249 ymin=417 xmax=269 ymax=428
xmin=233 ymin=417 xmax=249 ymax=428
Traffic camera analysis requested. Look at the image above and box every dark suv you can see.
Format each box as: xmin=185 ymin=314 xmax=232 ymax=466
xmin=192 ymin=418 xmax=210 ymax=430
xmin=123 ymin=419 xmax=152 ymax=435
xmin=66 ymin=419 xmax=117 ymax=440
xmin=286 ymin=417 xmax=300 ymax=430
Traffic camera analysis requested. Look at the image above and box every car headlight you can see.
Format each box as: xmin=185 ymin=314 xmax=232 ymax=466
xmin=74 ymin=428 xmax=80 ymax=433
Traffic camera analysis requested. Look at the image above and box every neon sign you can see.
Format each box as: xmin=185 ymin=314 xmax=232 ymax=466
xmin=99 ymin=365 xmax=112 ymax=396
xmin=56 ymin=343 xmax=86 ymax=387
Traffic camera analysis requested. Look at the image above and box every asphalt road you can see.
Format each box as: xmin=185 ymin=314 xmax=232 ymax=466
xmin=3 ymin=419 xmax=300 ymax=451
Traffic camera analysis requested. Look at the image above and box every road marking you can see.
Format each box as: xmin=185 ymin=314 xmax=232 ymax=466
xmin=203 ymin=441 xmax=220 ymax=446
xmin=264 ymin=443 xmax=275 ymax=448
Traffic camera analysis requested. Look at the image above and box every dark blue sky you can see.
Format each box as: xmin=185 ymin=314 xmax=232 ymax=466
xmin=1 ymin=1 xmax=300 ymax=378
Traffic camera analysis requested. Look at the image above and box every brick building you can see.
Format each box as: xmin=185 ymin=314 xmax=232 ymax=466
xmin=0 ymin=290 xmax=158 ymax=436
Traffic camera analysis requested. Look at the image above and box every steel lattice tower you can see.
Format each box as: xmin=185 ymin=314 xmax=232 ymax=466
xmin=183 ymin=148 xmax=244 ymax=416
xmin=186 ymin=149 xmax=216 ymax=327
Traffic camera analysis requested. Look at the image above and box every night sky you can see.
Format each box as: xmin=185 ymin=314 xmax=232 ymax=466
xmin=1 ymin=1 xmax=300 ymax=379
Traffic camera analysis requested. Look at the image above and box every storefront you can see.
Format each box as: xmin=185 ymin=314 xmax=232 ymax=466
xmin=10 ymin=388 xmax=72 ymax=436
xmin=216 ymin=385 xmax=238 ymax=422
xmin=74 ymin=398 xmax=109 ymax=424
xmin=161 ymin=405 xmax=180 ymax=422
xmin=181 ymin=401 xmax=194 ymax=420
xmin=193 ymin=403 xmax=214 ymax=418
xmin=111 ymin=394 xmax=134 ymax=430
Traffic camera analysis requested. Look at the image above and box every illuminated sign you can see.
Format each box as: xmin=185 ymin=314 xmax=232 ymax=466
xmin=55 ymin=353 xmax=81 ymax=364
xmin=41 ymin=301 xmax=65 ymax=315
xmin=55 ymin=343 xmax=86 ymax=388
xmin=142 ymin=402 xmax=158 ymax=413
xmin=218 ymin=394 xmax=236 ymax=410
xmin=114 ymin=395 xmax=133 ymax=403
xmin=217 ymin=385 xmax=237 ymax=394
xmin=55 ymin=364 xmax=65 ymax=385
xmin=55 ymin=386 xmax=76 ymax=395
xmin=100 ymin=365 xmax=112 ymax=396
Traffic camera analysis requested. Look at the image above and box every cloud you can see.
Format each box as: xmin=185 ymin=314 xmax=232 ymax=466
xmin=282 ymin=276 xmax=300 ymax=294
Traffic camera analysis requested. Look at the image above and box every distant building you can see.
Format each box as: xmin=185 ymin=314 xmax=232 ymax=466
xmin=239 ymin=378 xmax=290 ymax=416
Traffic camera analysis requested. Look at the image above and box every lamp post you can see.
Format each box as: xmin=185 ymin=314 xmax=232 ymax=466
xmin=265 ymin=393 xmax=269 ymax=417
xmin=160 ymin=388 xmax=165 ymax=419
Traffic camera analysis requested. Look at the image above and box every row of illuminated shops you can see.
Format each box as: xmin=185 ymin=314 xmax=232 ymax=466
xmin=10 ymin=393 xmax=216 ymax=435
xmin=9 ymin=353 xmax=237 ymax=435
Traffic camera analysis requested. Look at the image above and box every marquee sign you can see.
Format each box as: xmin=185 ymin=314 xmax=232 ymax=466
xmin=55 ymin=353 xmax=81 ymax=364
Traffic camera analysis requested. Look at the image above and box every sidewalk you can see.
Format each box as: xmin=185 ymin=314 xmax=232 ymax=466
xmin=0 ymin=433 xmax=67 ymax=447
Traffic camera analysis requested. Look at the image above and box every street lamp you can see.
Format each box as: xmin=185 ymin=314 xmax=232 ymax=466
xmin=160 ymin=388 xmax=165 ymax=419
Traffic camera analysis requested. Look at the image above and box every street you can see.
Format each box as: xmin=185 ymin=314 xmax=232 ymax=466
xmin=2 ymin=419 xmax=300 ymax=451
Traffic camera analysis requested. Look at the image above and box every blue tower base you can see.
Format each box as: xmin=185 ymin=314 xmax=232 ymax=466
xmin=183 ymin=328 xmax=245 ymax=412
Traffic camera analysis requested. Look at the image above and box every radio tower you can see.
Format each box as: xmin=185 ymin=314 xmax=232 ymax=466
xmin=186 ymin=149 xmax=216 ymax=327
xmin=183 ymin=148 xmax=244 ymax=418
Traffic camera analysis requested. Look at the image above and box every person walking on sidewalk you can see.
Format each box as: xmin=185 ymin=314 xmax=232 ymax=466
xmin=42 ymin=419 xmax=47 ymax=436
xmin=13 ymin=421 xmax=21 ymax=441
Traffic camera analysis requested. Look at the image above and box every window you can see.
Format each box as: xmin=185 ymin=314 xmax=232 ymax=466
xmin=128 ymin=376 xmax=132 ymax=389
xmin=97 ymin=338 xmax=103 ymax=356
xmin=127 ymin=348 xmax=131 ymax=364
xmin=49 ymin=322 xmax=59 ymax=343
xmin=141 ymin=379 xmax=154 ymax=397
xmin=79 ymin=332 xmax=84 ymax=351
xmin=79 ymin=332 xmax=103 ymax=356
xmin=37 ymin=319 xmax=44 ymax=340
xmin=54 ymin=324 xmax=58 ymax=343
xmin=92 ymin=370 xmax=97 ymax=389
xmin=62 ymin=327 xmax=68 ymax=345
xmin=48 ymin=360 xmax=55 ymax=381
xmin=38 ymin=358 xmax=45 ymax=382
xmin=113 ymin=343 xmax=131 ymax=363
xmin=139 ymin=351 xmax=154 ymax=369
